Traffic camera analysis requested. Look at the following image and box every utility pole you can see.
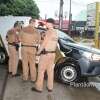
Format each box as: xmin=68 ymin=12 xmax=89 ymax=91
xmin=95 ymin=2 xmax=100 ymax=48
xmin=68 ymin=0 xmax=72 ymax=34
xmin=64 ymin=11 xmax=67 ymax=20
xmin=59 ymin=0 xmax=64 ymax=30
xmin=45 ymin=14 xmax=47 ymax=20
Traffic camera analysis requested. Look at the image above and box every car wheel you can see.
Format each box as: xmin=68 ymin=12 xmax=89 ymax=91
xmin=55 ymin=62 xmax=81 ymax=84
xmin=0 ymin=49 xmax=8 ymax=64
xmin=61 ymin=65 xmax=77 ymax=83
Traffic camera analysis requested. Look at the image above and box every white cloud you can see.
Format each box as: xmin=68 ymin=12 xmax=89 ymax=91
xmin=35 ymin=0 xmax=100 ymax=19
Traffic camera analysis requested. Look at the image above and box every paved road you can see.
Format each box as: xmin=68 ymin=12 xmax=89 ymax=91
xmin=0 ymin=65 xmax=7 ymax=100
xmin=1 ymin=65 xmax=100 ymax=100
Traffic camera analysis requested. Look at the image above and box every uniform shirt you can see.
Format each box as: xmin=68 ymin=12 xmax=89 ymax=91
xmin=6 ymin=29 xmax=19 ymax=43
xmin=38 ymin=29 xmax=58 ymax=53
xmin=19 ymin=26 xmax=41 ymax=54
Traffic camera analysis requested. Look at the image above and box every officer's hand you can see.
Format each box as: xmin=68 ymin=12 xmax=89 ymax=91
xmin=36 ymin=52 xmax=40 ymax=56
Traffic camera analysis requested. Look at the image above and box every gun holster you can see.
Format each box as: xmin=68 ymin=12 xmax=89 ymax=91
xmin=15 ymin=44 xmax=19 ymax=51
xmin=41 ymin=49 xmax=46 ymax=54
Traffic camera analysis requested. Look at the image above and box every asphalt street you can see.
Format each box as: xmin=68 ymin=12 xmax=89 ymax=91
xmin=0 ymin=65 xmax=7 ymax=100
xmin=0 ymin=65 xmax=99 ymax=100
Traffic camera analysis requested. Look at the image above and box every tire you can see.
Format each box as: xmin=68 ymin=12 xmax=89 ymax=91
xmin=55 ymin=61 xmax=81 ymax=84
xmin=0 ymin=48 xmax=8 ymax=64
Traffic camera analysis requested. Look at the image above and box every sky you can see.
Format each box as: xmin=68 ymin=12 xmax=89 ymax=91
xmin=35 ymin=0 xmax=100 ymax=20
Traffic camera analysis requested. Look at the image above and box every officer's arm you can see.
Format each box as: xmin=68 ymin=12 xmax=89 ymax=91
xmin=37 ymin=46 xmax=44 ymax=55
xmin=34 ymin=30 xmax=41 ymax=51
xmin=37 ymin=36 xmax=46 ymax=55
xmin=6 ymin=31 xmax=10 ymax=42
xmin=37 ymin=32 xmax=48 ymax=55
xmin=18 ymin=32 xmax=22 ymax=42
xmin=36 ymin=31 xmax=41 ymax=44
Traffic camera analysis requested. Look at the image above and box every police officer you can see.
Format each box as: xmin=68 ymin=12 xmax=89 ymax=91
xmin=19 ymin=19 xmax=40 ymax=82
xmin=31 ymin=18 xmax=58 ymax=92
xmin=6 ymin=21 xmax=21 ymax=77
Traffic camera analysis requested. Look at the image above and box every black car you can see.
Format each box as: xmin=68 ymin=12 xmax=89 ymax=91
xmin=0 ymin=34 xmax=8 ymax=64
xmin=54 ymin=29 xmax=100 ymax=84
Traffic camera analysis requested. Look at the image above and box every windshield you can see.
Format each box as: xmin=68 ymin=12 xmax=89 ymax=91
xmin=57 ymin=30 xmax=75 ymax=43
xmin=56 ymin=30 xmax=100 ymax=55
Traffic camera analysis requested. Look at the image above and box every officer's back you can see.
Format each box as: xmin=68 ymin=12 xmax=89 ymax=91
xmin=20 ymin=23 xmax=40 ymax=54
xmin=7 ymin=29 xmax=18 ymax=43
xmin=19 ymin=19 xmax=40 ymax=81
xmin=21 ymin=26 xmax=38 ymax=44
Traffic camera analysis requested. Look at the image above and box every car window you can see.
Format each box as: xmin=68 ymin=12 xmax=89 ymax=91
xmin=37 ymin=28 xmax=75 ymax=43
xmin=56 ymin=30 xmax=75 ymax=43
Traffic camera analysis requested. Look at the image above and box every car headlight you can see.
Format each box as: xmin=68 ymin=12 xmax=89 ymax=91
xmin=82 ymin=51 xmax=100 ymax=61
xmin=92 ymin=54 xmax=100 ymax=61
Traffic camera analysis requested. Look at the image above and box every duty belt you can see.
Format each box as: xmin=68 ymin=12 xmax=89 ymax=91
xmin=8 ymin=42 xmax=16 ymax=46
xmin=21 ymin=44 xmax=37 ymax=48
xmin=8 ymin=42 xmax=19 ymax=51
xmin=45 ymin=51 xmax=56 ymax=53
xmin=41 ymin=50 xmax=56 ymax=54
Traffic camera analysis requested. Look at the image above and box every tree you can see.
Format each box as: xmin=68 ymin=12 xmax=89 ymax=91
xmin=0 ymin=0 xmax=40 ymax=18
xmin=0 ymin=0 xmax=10 ymax=4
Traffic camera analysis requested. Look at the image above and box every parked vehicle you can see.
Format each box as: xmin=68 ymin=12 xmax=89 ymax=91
xmin=0 ymin=34 xmax=8 ymax=64
xmin=54 ymin=30 xmax=100 ymax=84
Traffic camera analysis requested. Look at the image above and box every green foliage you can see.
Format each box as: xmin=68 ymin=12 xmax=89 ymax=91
xmin=0 ymin=0 xmax=40 ymax=18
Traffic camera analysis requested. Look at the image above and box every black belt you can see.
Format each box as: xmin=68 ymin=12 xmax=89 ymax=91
xmin=45 ymin=51 xmax=56 ymax=53
xmin=41 ymin=50 xmax=56 ymax=54
xmin=8 ymin=42 xmax=16 ymax=46
xmin=8 ymin=42 xmax=19 ymax=51
xmin=21 ymin=44 xmax=37 ymax=48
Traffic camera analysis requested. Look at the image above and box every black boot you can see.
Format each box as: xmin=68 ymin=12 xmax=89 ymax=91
xmin=31 ymin=87 xmax=42 ymax=93
xmin=12 ymin=73 xmax=20 ymax=77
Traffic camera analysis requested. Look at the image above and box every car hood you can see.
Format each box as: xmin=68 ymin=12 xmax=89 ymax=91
xmin=62 ymin=41 xmax=100 ymax=55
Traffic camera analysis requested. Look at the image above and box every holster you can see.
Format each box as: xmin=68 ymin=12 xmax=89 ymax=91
xmin=41 ymin=49 xmax=46 ymax=54
xmin=15 ymin=43 xmax=19 ymax=51
xmin=8 ymin=42 xmax=19 ymax=51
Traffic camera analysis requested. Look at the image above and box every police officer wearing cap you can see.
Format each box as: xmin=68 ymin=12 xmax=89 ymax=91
xmin=31 ymin=18 xmax=58 ymax=92
xmin=6 ymin=21 xmax=21 ymax=77
xmin=19 ymin=19 xmax=41 ymax=82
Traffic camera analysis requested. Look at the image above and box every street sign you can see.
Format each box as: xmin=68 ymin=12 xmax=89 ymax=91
xmin=87 ymin=2 xmax=100 ymax=48
xmin=87 ymin=2 xmax=96 ymax=27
